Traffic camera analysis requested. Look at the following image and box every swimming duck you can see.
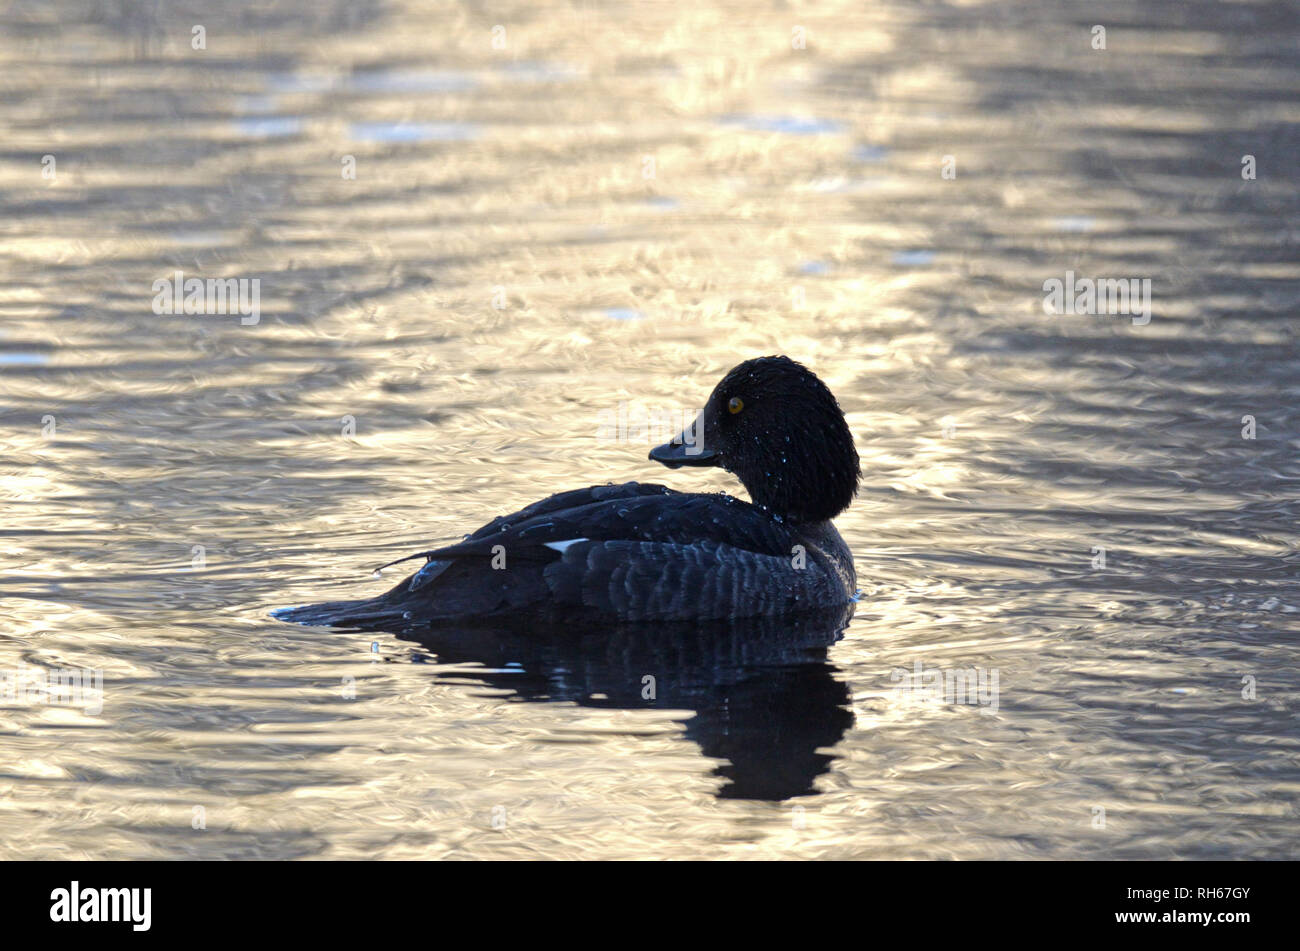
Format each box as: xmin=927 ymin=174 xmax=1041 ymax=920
xmin=273 ymin=356 xmax=859 ymax=626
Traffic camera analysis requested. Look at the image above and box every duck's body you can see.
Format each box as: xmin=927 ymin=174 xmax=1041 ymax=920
xmin=274 ymin=356 xmax=861 ymax=628
xmin=273 ymin=481 xmax=854 ymax=627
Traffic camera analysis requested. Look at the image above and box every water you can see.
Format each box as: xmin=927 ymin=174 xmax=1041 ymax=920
xmin=1 ymin=0 xmax=1297 ymax=859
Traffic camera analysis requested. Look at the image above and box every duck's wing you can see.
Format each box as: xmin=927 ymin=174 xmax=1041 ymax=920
xmin=382 ymin=482 xmax=841 ymax=621
xmin=464 ymin=482 xmax=688 ymax=542
xmin=406 ymin=482 xmax=793 ymax=563
xmin=373 ymin=482 xmax=684 ymax=578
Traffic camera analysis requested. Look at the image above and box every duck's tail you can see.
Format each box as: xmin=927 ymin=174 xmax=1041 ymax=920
xmin=270 ymin=556 xmax=547 ymax=630
xmin=271 ymin=591 xmax=412 ymax=629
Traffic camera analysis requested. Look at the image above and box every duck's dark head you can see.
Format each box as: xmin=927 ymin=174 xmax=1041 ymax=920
xmin=649 ymin=356 xmax=860 ymax=522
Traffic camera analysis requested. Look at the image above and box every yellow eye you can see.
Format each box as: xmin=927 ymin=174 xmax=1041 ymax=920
xmin=728 ymin=396 xmax=744 ymax=414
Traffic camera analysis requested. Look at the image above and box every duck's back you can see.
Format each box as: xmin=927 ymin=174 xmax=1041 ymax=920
xmin=275 ymin=482 xmax=856 ymax=628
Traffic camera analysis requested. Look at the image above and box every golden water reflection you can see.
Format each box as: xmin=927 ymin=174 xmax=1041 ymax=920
xmin=0 ymin=0 xmax=1297 ymax=858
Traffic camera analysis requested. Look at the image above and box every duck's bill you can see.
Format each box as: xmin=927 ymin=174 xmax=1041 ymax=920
xmin=649 ymin=434 xmax=718 ymax=468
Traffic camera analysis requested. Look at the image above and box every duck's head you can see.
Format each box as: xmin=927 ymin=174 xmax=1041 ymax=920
xmin=649 ymin=356 xmax=860 ymax=522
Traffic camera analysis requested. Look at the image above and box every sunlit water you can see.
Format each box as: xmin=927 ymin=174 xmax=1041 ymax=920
xmin=1 ymin=0 xmax=1297 ymax=859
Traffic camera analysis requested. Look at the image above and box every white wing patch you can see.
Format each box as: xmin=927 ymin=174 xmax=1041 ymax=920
xmin=543 ymin=538 xmax=589 ymax=553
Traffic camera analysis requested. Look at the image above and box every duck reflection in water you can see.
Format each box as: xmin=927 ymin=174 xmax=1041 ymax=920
xmin=371 ymin=606 xmax=856 ymax=802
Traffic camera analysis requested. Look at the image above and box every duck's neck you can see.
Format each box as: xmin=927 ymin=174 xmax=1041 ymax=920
xmin=745 ymin=478 xmax=854 ymax=524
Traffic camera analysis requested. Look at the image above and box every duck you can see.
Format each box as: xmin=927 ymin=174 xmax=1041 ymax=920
xmin=272 ymin=356 xmax=860 ymax=627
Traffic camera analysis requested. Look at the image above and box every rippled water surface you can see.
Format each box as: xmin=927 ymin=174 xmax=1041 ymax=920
xmin=1 ymin=0 xmax=1298 ymax=859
